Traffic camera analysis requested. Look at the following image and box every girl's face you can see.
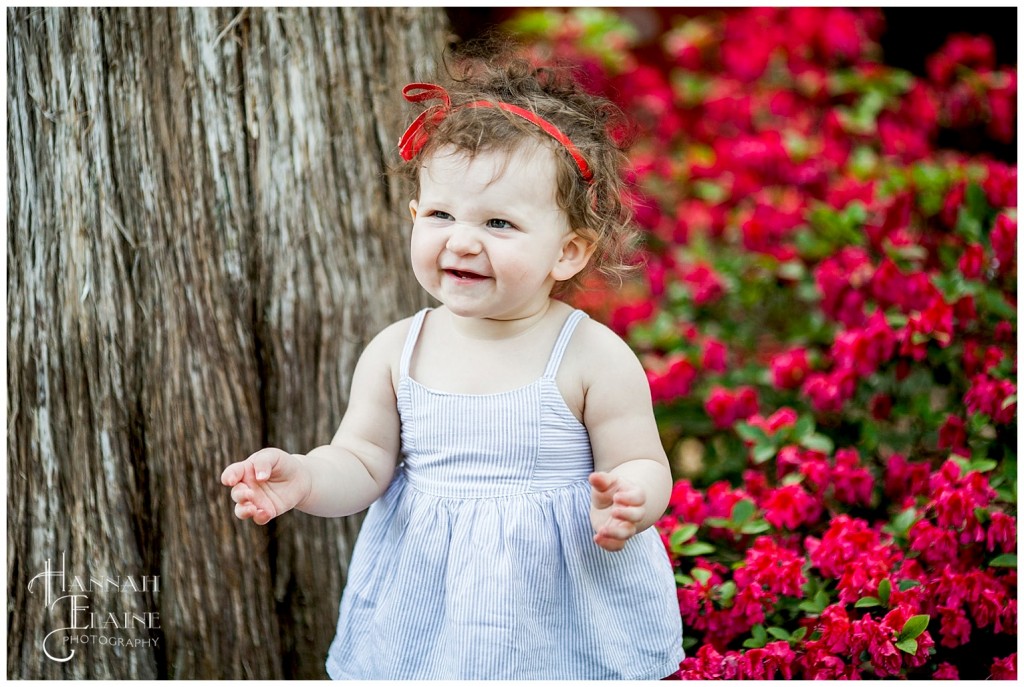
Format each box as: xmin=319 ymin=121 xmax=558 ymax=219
xmin=409 ymin=143 xmax=593 ymax=322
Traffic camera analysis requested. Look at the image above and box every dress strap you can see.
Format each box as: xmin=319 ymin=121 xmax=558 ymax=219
xmin=399 ymin=308 xmax=432 ymax=379
xmin=542 ymin=309 xmax=589 ymax=379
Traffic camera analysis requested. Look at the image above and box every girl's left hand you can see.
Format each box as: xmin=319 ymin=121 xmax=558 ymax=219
xmin=589 ymin=472 xmax=647 ymax=552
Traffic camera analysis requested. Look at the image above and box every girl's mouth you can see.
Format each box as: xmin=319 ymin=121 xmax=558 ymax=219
xmin=446 ymin=269 xmax=487 ymax=280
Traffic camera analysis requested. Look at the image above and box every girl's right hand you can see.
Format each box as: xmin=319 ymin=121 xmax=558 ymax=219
xmin=220 ymin=448 xmax=312 ymax=525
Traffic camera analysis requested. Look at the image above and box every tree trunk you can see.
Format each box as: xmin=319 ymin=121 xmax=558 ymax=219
xmin=7 ymin=7 xmax=445 ymax=678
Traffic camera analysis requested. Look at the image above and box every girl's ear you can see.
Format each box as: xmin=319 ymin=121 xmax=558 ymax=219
xmin=408 ymin=199 xmax=418 ymax=222
xmin=552 ymin=231 xmax=598 ymax=283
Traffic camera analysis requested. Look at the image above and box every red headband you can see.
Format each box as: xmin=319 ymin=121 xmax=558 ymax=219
xmin=397 ymin=83 xmax=594 ymax=184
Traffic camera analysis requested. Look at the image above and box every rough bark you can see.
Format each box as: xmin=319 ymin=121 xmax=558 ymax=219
xmin=7 ymin=7 xmax=445 ymax=678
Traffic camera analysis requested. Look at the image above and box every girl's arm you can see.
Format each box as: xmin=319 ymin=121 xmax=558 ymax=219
xmin=222 ymin=321 xmax=405 ymax=522
xmin=576 ymin=322 xmax=673 ymax=551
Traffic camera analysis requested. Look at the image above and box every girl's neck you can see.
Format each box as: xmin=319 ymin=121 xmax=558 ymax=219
xmin=443 ymin=299 xmax=558 ymax=341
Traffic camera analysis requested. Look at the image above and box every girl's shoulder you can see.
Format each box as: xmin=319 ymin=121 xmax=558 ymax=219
xmin=360 ymin=311 xmax=424 ymax=387
xmin=561 ymin=308 xmax=647 ymax=390
xmin=568 ymin=310 xmax=638 ymax=364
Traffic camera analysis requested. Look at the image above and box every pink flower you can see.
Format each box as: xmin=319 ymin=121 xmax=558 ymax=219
xmin=678 ymin=261 xmax=725 ymax=306
xmin=852 ymin=614 xmax=902 ymax=677
xmin=705 ymin=385 xmax=759 ymax=429
xmin=933 ymin=663 xmax=959 ymax=680
xmin=983 ymin=162 xmax=1017 ymax=208
xmin=927 ymin=34 xmax=996 ymax=85
xmin=666 ymin=480 xmax=708 ymax=525
xmin=802 ymin=368 xmax=858 ymax=413
xmin=746 ymin=406 xmax=799 ymax=436
xmin=901 ymin=294 xmax=955 ymax=359
xmin=879 ymin=113 xmax=931 ymax=162
xmin=815 ymin=604 xmax=853 ymax=654
xmin=908 ymin=520 xmax=960 ymax=567
xmin=991 ymin=212 xmax=1017 ymax=275
xmin=963 ymin=340 xmax=1008 ymax=377
xmin=801 ymin=650 xmax=856 ymax=680
xmin=831 ymin=447 xmax=874 ymax=506
xmin=964 ymin=373 xmax=1017 ymax=424
xmin=647 ymin=355 xmax=698 ymax=404
xmin=808 ymin=515 xmax=901 ymax=603
xmin=938 ymin=604 xmax=972 ymax=648
xmin=987 ymin=511 xmax=1016 ymax=554
xmin=761 ymin=483 xmax=822 ymax=530
xmin=958 ymin=243 xmax=987 ymax=279
xmin=937 ymin=414 xmax=969 ymax=455
xmin=739 ymin=641 xmax=795 ymax=679
xmin=609 ymin=299 xmax=653 ymax=336
xmin=735 ymin=536 xmax=806 ymax=597
xmin=770 ymin=348 xmax=811 ymax=389
xmin=701 ymin=337 xmax=728 ymax=372
xmin=678 ymin=644 xmax=726 ymax=680
xmin=928 ymin=460 xmax=996 ymax=542
xmin=730 ymin=581 xmax=771 ymax=628
xmin=991 ymin=654 xmax=1017 ymax=680
xmin=832 ymin=311 xmax=897 ymax=377
xmin=815 ymin=247 xmax=873 ymax=326
xmin=883 ymin=454 xmax=930 ymax=505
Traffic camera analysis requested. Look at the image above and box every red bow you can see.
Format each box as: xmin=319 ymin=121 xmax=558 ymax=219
xmin=397 ymin=82 xmax=594 ymax=183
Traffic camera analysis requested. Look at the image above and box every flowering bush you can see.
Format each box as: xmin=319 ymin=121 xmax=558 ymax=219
xmin=507 ymin=7 xmax=1017 ymax=679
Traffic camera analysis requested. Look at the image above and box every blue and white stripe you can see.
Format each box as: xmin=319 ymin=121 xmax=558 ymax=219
xmin=326 ymin=308 xmax=684 ymax=680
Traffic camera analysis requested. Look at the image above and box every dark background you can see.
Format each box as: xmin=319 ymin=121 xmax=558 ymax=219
xmin=446 ymin=7 xmax=1017 ymax=162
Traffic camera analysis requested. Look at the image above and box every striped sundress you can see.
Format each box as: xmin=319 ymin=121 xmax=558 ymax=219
xmin=325 ymin=308 xmax=684 ymax=679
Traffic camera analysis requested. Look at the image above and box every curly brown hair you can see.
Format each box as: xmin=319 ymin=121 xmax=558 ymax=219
xmin=395 ymin=41 xmax=640 ymax=296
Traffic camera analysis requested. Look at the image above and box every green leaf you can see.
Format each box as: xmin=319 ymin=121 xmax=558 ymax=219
xmin=877 ymin=579 xmax=891 ymax=607
xmin=752 ymin=443 xmax=777 ymax=464
xmin=671 ymin=524 xmax=700 ymax=547
xmin=767 ymin=626 xmax=792 ymax=641
xmin=899 ymin=614 xmax=930 ymax=641
xmin=717 ymin=580 xmax=737 ymax=604
xmin=890 ymin=507 xmax=918 ymax=536
xmin=792 ymin=414 xmax=815 ymax=441
xmin=680 ymin=542 xmax=716 ymax=557
xmin=895 ymin=638 xmax=918 ymax=655
xmin=969 ymin=458 xmax=998 ymax=473
xmin=898 ymin=579 xmax=923 ymax=592
xmin=791 ymin=626 xmax=808 ymax=642
xmin=801 ymin=433 xmax=834 ymax=453
xmin=731 ymin=499 xmax=756 ymax=524
xmin=691 ymin=568 xmax=712 ymax=585
xmin=703 ymin=517 xmax=732 ymax=529
xmin=990 ymin=554 xmax=1017 ymax=568
xmin=735 ymin=421 xmax=770 ymax=443
xmin=674 ymin=573 xmax=692 ymax=586
xmin=739 ymin=520 xmax=772 ymax=535
xmin=855 ymin=596 xmax=882 ymax=608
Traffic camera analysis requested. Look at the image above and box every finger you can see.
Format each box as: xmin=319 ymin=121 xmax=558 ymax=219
xmin=600 ymin=518 xmax=638 ymax=541
xmin=612 ymin=488 xmax=646 ymax=508
xmin=221 ymin=462 xmax=246 ymax=487
xmin=594 ymin=532 xmax=627 ymax=552
xmin=234 ymin=501 xmax=256 ymax=520
xmin=230 ymin=483 xmax=250 ymax=505
xmin=611 ymin=504 xmax=645 ymax=524
xmin=589 ymin=472 xmax=618 ymax=509
xmin=589 ymin=471 xmax=617 ymax=493
xmin=250 ymin=509 xmax=274 ymax=528
xmin=246 ymin=447 xmax=284 ymax=482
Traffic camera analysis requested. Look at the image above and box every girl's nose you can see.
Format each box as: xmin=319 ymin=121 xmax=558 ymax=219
xmin=445 ymin=224 xmax=482 ymax=255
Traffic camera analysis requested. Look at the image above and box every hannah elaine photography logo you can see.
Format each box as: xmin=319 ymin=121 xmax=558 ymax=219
xmin=27 ymin=552 xmax=162 ymax=663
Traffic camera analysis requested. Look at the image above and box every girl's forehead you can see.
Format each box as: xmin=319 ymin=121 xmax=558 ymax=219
xmin=420 ymin=141 xmax=560 ymax=189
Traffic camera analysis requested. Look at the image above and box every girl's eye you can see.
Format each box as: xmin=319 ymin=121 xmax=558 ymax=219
xmin=430 ymin=211 xmax=454 ymax=221
xmin=486 ymin=218 xmax=516 ymax=231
